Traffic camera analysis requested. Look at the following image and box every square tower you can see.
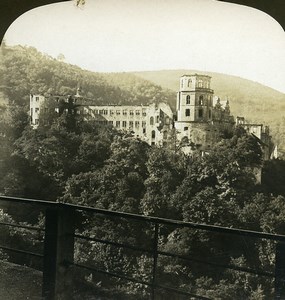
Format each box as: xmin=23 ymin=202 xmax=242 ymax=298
xmin=176 ymin=74 xmax=214 ymax=123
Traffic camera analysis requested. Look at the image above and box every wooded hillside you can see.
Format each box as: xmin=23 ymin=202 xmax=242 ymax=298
xmin=0 ymin=45 xmax=175 ymax=107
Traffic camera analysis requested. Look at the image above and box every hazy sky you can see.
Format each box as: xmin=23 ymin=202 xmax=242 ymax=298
xmin=4 ymin=0 xmax=285 ymax=93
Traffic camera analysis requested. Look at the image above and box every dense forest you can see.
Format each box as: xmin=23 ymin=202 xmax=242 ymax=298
xmin=1 ymin=44 xmax=285 ymax=298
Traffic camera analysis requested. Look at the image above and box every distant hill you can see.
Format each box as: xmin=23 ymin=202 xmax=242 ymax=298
xmin=132 ymin=70 xmax=285 ymax=149
xmin=0 ymin=45 xmax=174 ymax=108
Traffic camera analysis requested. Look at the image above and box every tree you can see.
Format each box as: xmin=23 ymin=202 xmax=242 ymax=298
xmin=141 ymin=147 xmax=186 ymax=218
xmin=62 ymin=135 xmax=149 ymax=213
xmin=182 ymin=187 xmax=239 ymax=226
xmin=261 ymin=159 xmax=285 ymax=196
xmin=56 ymin=53 xmax=65 ymax=62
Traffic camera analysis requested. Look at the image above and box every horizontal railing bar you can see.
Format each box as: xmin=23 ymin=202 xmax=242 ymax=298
xmin=0 ymin=245 xmax=43 ymax=258
xmin=1 ymin=196 xmax=285 ymax=242
xmin=75 ymin=234 xmax=274 ymax=278
xmin=0 ymin=195 xmax=57 ymax=207
xmin=73 ymin=263 xmax=151 ymax=286
xmin=73 ymin=263 xmax=211 ymax=300
xmin=74 ymin=234 xmax=152 ymax=254
xmin=0 ymin=221 xmax=44 ymax=232
xmin=155 ymin=284 xmax=212 ymax=300
xmin=157 ymin=250 xmax=274 ymax=277
xmin=66 ymin=203 xmax=285 ymax=242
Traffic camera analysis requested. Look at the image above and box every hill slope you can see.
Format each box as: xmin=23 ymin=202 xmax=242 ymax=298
xmin=0 ymin=45 xmax=174 ymax=107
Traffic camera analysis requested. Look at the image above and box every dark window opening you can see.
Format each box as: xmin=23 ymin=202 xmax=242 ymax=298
xmin=186 ymin=95 xmax=190 ymax=104
xmin=199 ymin=109 xmax=203 ymax=118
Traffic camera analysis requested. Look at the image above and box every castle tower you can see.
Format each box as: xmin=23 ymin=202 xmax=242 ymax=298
xmin=174 ymin=74 xmax=215 ymax=152
xmin=176 ymin=74 xmax=213 ymax=123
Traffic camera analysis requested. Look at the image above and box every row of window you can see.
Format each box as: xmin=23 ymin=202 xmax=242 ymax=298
xmin=91 ymin=108 xmax=147 ymax=116
xmin=95 ymin=119 xmax=155 ymax=137
xmin=185 ymin=95 xmax=211 ymax=105
xmin=83 ymin=112 xmax=169 ymax=126
xmin=181 ymin=79 xmax=210 ymax=89
xmin=107 ymin=120 xmax=148 ymax=128
xmin=184 ymin=108 xmax=212 ymax=118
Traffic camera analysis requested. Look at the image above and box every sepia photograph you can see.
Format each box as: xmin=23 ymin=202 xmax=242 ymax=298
xmin=0 ymin=0 xmax=285 ymax=299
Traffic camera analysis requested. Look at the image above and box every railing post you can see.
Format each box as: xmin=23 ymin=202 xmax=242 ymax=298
xmin=42 ymin=205 xmax=75 ymax=300
xmin=275 ymin=242 xmax=285 ymax=300
xmin=151 ymin=222 xmax=159 ymax=300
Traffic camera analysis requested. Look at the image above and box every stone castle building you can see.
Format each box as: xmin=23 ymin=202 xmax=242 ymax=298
xmin=236 ymin=116 xmax=274 ymax=160
xmin=80 ymin=102 xmax=173 ymax=145
xmin=174 ymin=74 xmax=235 ymax=152
xmin=29 ymin=74 xmax=273 ymax=158
xmin=30 ymin=92 xmax=174 ymax=146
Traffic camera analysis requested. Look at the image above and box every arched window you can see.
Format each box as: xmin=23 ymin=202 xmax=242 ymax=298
xmin=186 ymin=95 xmax=190 ymax=104
xmin=163 ymin=131 xmax=167 ymax=139
xmin=150 ymin=116 xmax=154 ymax=125
xmin=156 ymin=116 xmax=160 ymax=123
xmin=151 ymin=130 xmax=156 ymax=139
xmin=187 ymin=79 xmax=192 ymax=87
xmin=199 ymin=95 xmax=203 ymax=105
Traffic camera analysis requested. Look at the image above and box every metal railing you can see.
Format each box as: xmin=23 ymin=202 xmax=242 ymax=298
xmin=0 ymin=195 xmax=285 ymax=300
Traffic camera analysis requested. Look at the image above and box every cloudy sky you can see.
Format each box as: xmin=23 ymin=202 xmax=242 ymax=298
xmin=4 ymin=0 xmax=285 ymax=93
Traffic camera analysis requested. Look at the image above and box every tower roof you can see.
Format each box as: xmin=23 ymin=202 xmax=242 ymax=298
xmin=181 ymin=73 xmax=211 ymax=79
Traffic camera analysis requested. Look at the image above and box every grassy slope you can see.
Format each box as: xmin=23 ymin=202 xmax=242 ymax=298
xmin=0 ymin=260 xmax=42 ymax=300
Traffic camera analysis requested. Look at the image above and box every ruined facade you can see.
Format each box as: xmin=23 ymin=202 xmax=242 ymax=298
xmin=79 ymin=102 xmax=173 ymax=146
xmin=30 ymin=93 xmax=173 ymax=146
xmin=29 ymin=74 xmax=273 ymax=158
xmin=236 ymin=116 xmax=274 ymax=161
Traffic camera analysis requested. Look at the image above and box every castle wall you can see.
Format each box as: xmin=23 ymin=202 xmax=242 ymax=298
xmin=30 ymin=94 xmax=45 ymax=127
xmin=29 ymin=74 xmax=273 ymax=159
xmin=29 ymin=95 xmax=173 ymax=146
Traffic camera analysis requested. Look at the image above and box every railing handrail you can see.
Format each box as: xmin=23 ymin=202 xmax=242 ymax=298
xmin=1 ymin=195 xmax=285 ymax=242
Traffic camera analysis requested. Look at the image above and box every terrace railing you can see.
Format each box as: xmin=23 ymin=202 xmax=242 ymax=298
xmin=0 ymin=195 xmax=285 ymax=300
